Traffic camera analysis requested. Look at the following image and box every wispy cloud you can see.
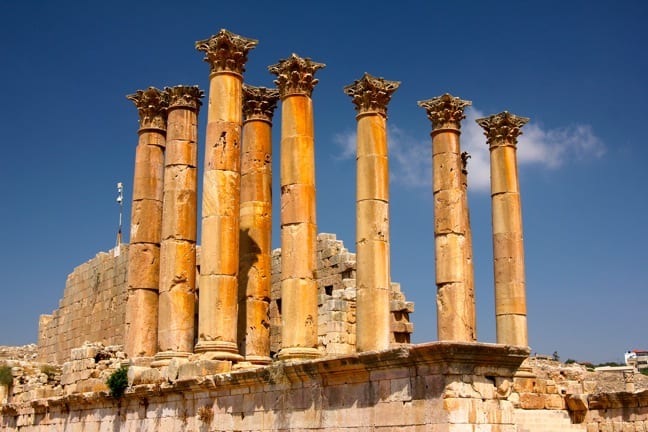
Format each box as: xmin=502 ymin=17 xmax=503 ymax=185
xmin=334 ymin=107 xmax=606 ymax=192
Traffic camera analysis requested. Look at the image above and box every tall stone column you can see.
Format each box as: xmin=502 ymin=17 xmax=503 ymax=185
xmin=238 ymin=85 xmax=279 ymax=364
xmin=154 ymin=85 xmax=204 ymax=366
xmin=343 ymin=73 xmax=399 ymax=352
xmin=418 ymin=94 xmax=476 ymax=342
xmin=269 ymin=54 xmax=325 ymax=360
xmin=124 ymin=87 xmax=168 ymax=359
xmin=476 ymin=111 xmax=529 ymax=346
xmin=461 ymin=152 xmax=477 ymax=336
xmin=194 ymin=29 xmax=258 ymax=360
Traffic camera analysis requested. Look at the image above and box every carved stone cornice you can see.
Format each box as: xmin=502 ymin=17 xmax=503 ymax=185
xmin=126 ymin=87 xmax=169 ymax=131
xmin=195 ymin=29 xmax=258 ymax=75
xmin=476 ymin=111 xmax=529 ymax=148
xmin=418 ymin=93 xmax=472 ymax=131
xmin=343 ymin=73 xmax=400 ymax=117
xmin=242 ymin=85 xmax=280 ymax=122
xmin=268 ymin=53 xmax=326 ymax=98
xmin=165 ymin=85 xmax=204 ymax=112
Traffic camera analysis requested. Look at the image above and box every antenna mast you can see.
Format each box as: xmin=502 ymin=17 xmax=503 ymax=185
xmin=116 ymin=182 xmax=124 ymax=247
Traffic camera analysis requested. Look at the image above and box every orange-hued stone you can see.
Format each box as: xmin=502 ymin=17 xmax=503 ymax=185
xmin=280 ymin=278 xmax=319 ymax=348
xmin=127 ymin=242 xmax=160 ymax=290
xmin=280 ymin=184 xmax=317 ymax=225
xmin=197 ymin=274 xmax=239 ymax=343
xmin=344 ymin=74 xmax=399 ymax=353
xmin=130 ymin=199 xmax=163 ymax=244
xmin=280 ymin=136 xmax=316 ymax=186
xmin=490 ymin=145 xmax=520 ymax=195
xmin=419 ymin=93 xmax=475 ymax=343
xmin=132 ymin=143 xmax=165 ymax=201
xmin=280 ymin=222 xmax=317 ymax=279
xmin=197 ymin=49 xmax=248 ymax=359
xmin=477 ymin=110 xmax=529 ymax=347
xmin=202 ymin=169 xmax=240 ymax=218
xmin=200 ymin=215 xmax=239 ymax=276
xmin=356 ymin=155 xmax=389 ymax=202
xmin=356 ymin=200 xmax=389 ymax=242
xmin=124 ymin=287 xmax=158 ymax=357
xmin=281 ymin=95 xmax=314 ymax=138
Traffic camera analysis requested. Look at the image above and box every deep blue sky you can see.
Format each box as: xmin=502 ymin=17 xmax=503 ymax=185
xmin=0 ymin=1 xmax=646 ymax=363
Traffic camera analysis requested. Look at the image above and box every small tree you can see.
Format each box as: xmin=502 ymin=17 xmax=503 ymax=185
xmin=106 ymin=366 xmax=128 ymax=398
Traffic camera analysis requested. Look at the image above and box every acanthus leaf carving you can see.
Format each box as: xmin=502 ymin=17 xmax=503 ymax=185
xmin=242 ymin=85 xmax=280 ymax=122
xmin=165 ymin=85 xmax=204 ymax=112
xmin=126 ymin=87 xmax=169 ymax=131
xmin=418 ymin=93 xmax=472 ymax=131
xmin=195 ymin=29 xmax=258 ymax=75
xmin=343 ymin=72 xmax=400 ymax=116
xmin=475 ymin=111 xmax=529 ymax=147
xmin=268 ymin=53 xmax=325 ymax=98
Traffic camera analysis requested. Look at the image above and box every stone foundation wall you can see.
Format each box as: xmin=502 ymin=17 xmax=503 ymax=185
xmin=0 ymin=343 xmax=528 ymax=432
xmin=38 ymin=234 xmax=413 ymax=364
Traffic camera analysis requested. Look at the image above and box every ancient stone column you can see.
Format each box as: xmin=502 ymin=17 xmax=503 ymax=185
xmin=124 ymin=87 xmax=168 ymax=359
xmin=343 ymin=73 xmax=399 ymax=352
xmin=461 ymin=152 xmax=477 ymax=336
xmin=153 ymin=85 xmax=204 ymax=366
xmin=418 ymin=93 xmax=476 ymax=342
xmin=194 ymin=29 xmax=258 ymax=360
xmin=476 ymin=111 xmax=529 ymax=346
xmin=269 ymin=54 xmax=325 ymax=360
xmin=237 ymin=85 xmax=279 ymax=364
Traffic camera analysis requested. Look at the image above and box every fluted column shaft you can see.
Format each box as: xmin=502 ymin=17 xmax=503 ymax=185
xmin=154 ymin=86 xmax=204 ymax=365
xmin=195 ymin=29 xmax=257 ymax=360
xmin=418 ymin=94 xmax=476 ymax=342
xmin=238 ymin=86 xmax=279 ymax=364
xmin=269 ymin=54 xmax=325 ymax=360
xmin=125 ymin=87 xmax=168 ymax=359
xmin=477 ymin=111 xmax=529 ymax=346
xmin=344 ymin=73 xmax=399 ymax=352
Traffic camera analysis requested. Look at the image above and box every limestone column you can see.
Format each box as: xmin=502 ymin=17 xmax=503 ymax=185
xmin=476 ymin=111 xmax=529 ymax=346
xmin=238 ymin=85 xmax=279 ymax=364
xmin=461 ymin=152 xmax=477 ymax=336
xmin=343 ymin=73 xmax=400 ymax=352
xmin=153 ymin=85 xmax=204 ymax=366
xmin=269 ymin=54 xmax=325 ymax=360
xmin=124 ymin=87 xmax=168 ymax=359
xmin=194 ymin=29 xmax=258 ymax=360
xmin=418 ymin=94 xmax=476 ymax=342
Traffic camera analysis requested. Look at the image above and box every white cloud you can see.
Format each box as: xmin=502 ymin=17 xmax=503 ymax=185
xmin=335 ymin=107 xmax=605 ymax=193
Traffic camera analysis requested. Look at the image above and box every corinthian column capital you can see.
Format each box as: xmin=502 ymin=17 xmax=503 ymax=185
xmin=418 ymin=93 xmax=472 ymax=131
xmin=344 ymin=73 xmax=400 ymax=117
xmin=127 ymin=87 xmax=169 ymax=131
xmin=195 ymin=29 xmax=258 ymax=75
xmin=242 ymin=85 xmax=280 ymax=122
xmin=165 ymin=85 xmax=204 ymax=111
xmin=268 ymin=53 xmax=326 ymax=98
xmin=476 ymin=111 xmax=529 ymax=148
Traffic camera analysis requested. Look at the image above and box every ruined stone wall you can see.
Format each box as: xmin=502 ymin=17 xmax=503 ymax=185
xmin=37 ymin=246 xmax=129 ymax=365
xmin=38 ymin=234 xmax=413 ymax=364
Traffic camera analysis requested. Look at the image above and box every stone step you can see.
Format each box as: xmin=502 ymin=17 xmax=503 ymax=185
xmin=514 ymin=409 xmax=587 ymax=432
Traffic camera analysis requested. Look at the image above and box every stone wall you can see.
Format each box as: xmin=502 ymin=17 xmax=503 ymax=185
xmin=37 ymin=246 xmax=129 ymax=365
xmin=0 ymin=343 xmax=528 ymax=432
xmin=38 ymin=234 xmax=413 ymax=364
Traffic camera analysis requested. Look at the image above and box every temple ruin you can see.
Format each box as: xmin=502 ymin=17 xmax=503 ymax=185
xmin=2 ymin=28 xmax=646 ymax=432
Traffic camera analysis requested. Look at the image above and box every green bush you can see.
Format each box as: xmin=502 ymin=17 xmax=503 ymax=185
xmin=106 ymin=366 xmax=128 ymax=398
xmin=0 ymin=366 xmax=13 ymax=386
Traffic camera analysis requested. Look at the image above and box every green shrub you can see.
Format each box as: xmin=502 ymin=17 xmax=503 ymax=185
xmin=106 ymin=366 xmax=128 ymax=398
xmin=0 ymin=366 xmax=13 ymax=386
xmin=40 ymin=365 xmax=59 ymax=380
